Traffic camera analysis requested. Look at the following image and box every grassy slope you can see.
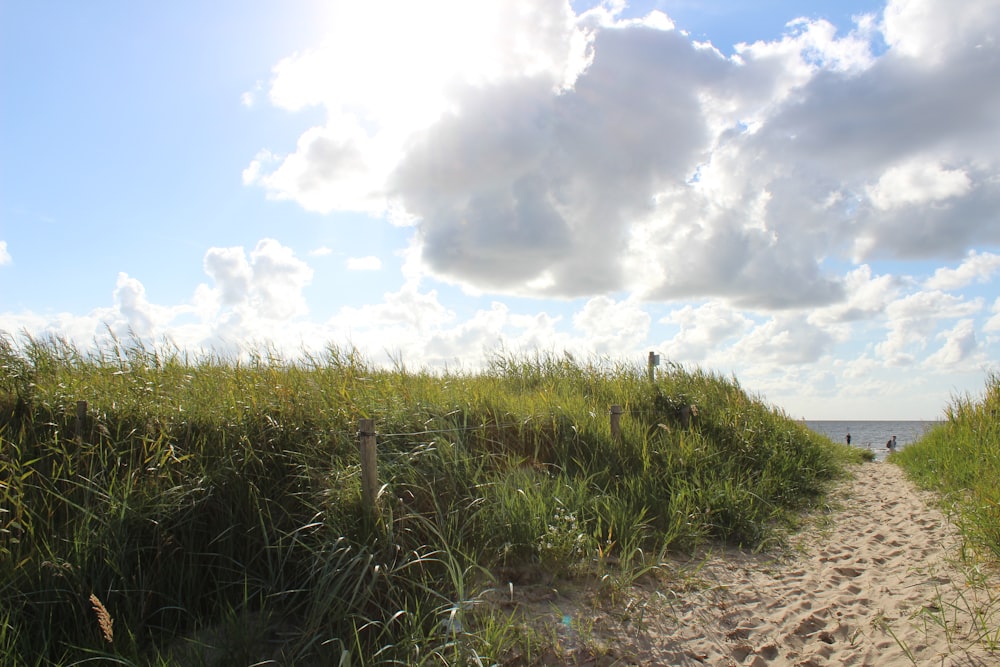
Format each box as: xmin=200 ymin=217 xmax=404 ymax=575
xmin=893 ymin=373 xmax=1000 ymax=563
xmin=0 ymin=334 xmax=862 ymax=665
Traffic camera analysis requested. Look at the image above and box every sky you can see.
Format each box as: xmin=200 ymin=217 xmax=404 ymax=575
xmin=2 ymin=0 xmax=999 ymax=421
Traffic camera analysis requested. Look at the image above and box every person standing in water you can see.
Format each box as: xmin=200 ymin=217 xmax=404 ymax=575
xmin=886 ymin=435 xmax=897 ymax=452
xmin=846 ymin=432 xmax=852 ymax=445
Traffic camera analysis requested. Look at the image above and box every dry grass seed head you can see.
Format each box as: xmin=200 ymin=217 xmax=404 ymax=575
xmin=89 ymin=593 xmax=114 ymax=644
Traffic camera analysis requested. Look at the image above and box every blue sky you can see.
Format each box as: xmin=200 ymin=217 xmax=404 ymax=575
xmin=2 ymin=0 xmax=999 ymax=420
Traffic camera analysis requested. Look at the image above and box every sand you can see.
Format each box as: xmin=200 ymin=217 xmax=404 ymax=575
xmin=501 ymin=462 xmax=1000 ymax=666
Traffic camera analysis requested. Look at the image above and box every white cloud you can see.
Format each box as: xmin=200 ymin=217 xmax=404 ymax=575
xmin=422 ymin=302 xmax=510 ymax=366
xmin=203 ymin=246 xmax=253 ymax=306
xmin=331 ymin=283 xmax=452 ymax=335
xmin=809 ymin=265 xmax=900 ymax=325
xmin=877 ymin=290 xmax=983 ymax=365
xmin=247 ymin=122 xmax=385 ymax=214
xmin=886 ymin=290 xmax=983 ymax=326
xmin=1 ymin=273 xmax=191 ymax=353
xmin=309 ymin=246 xmax=333 ymax=257
xmin=395 ymin=22 xmax=849 ymax=304
xmin=984 ymin=298 xmax=1000 ymax=334
xmin=245 ymin=0 xmax=1000 ymax=309
xmin=425 ymin=302 xmax=591 ymax=369
xmin=924 ymin=251 xmax=1000 ymax=290
xmin=251 ymin=0 xmax=590 ymax=215
xmin=572 ymin=296 xmax=650 ymax=353
xmin=882 ymin=0 xmax=999 ymax=65
xmin=924 ymin=318 xmax=979 ymax=368
xmin=660 ymin=301 xmax=752 ymax=363
xmin=0 ymin=240 xmax=10 ymax=265
xmin=867 ymin=159 xmax=972 ymax=211
xmin=247 ymin=239 xmax=314 ymax=319
xmin=2 ymin=241 xmax=321 ymax=359
xmin=0 ymin=311 xmax=108 ymax=349
xmin=735 ymin=15 xmax=875 ymax=75
xmin=242 ymin=150 xmax=274 ymax=186
xmin=114 ymin=273 xmax=156 ymax=335
xmin=202 ymin=239 xmax=313 ymax=321
xmin=842 ymin=354 xmax=883 ymax=381
xmin=729 ymin=314 xmax=835 ymax=366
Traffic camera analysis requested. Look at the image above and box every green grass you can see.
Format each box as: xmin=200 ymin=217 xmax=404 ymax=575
xmin=893 ymin=372 xmax=1000 ymax=562
xmin=889 ymin=377 xmax=1000 ymax=658
xmin=0 ymin=332 xmax=862 ymax=665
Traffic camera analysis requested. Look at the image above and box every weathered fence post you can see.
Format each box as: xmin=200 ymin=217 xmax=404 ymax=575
xmin=680 ymin=404 xmax=691 ymax=430
xmin=647 ymin=351 xmax=660 ymax=383
xmin=75 ymin=400 xmax=88 ymax=444
xmin=358 ymin=419 xmax=378 ymax=514
xmin=610 ymin=404 xmax=623 ymax=441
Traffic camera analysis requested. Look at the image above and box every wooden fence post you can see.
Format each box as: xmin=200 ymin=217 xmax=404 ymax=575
xmin=75 ymin=400 xmax=88 ymax=444
xmin=647 ymin=351 xmax=660 ymax=383
xmin=358 ymin=419 xmax=378 ymax=513
xmin=610 ymin=404 xmax=623 ymax=441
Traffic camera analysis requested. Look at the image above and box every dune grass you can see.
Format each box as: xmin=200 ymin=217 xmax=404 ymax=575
xmin=888 ymin=373 xmax=1000 ymax=658
xmin=0 ymin=332 xmax=861 ymax=665
xmin=893 ymin=372 xmax=1000 ymax=563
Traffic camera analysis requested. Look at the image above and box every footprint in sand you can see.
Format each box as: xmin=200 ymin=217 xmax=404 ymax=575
xmin=792 ymin=614 xmax=827 ymax=637
xmin=818 ymin=551 xmax=852 ymax=563
xmin=833 ymin=566 xmax=863 ymax=578
xmin=614 ymin=463 xmax=1000 ymax=667
xmin=757 ymin=642 xmax=779 ymax=660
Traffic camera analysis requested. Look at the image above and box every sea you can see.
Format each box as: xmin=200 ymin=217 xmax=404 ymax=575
xmin=804 ymin=420 xmax=941 ymax=462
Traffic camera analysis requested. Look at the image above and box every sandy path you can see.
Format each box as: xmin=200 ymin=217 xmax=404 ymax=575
xmin=650 ymin=462 xmax=1000 ymax=666
xmin=512 ymin=462 xmax=1000 ymax=666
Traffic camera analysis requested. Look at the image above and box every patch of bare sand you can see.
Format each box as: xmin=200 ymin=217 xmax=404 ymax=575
xmin=492 ymin=462 xmax=1000 ymax=666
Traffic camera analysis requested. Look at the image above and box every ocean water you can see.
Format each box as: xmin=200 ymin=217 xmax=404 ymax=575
xmin=805 ymin=420 xmax=941 ymax=461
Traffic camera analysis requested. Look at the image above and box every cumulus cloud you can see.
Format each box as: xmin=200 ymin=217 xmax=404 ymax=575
xmin=925 ymin=251 xmax=1000 ymax=290
xmin=331 ymin=283 xmax=453 ymax=335
xmin=202 ymin=239 xmax=313 ymax=321
xmin=0 ymin=240 xmax=10 ymax=265
xmin=1 ymin=271 xmax=189 ymax=351
xmin=730 ymin=314 xmax=836 ymax=366
xmin=809 ymin=265 xmax=900 ymax=325
xmin=866 ymin=160 xmax=972 ymax=211
xmin=660 ymin=301 xmax=752 ymax=363
xmin=924 ymin=318 xmax=980 ymax=368
xmin=422 ymin=302 xmax=510 ymax=365
xmin=985 ymin=298 xmax=1000 ymax=334
xmin=246 ymin=0 xmax=1000 ymax=311
xmin=203 ymin=246 xmax=253 ymax=306
xmin=248 ymin=0 xmax=589 ymax=216
xmin=114 ymin=273 xmax=157 ymax=335
xmin=877 ymin=290 xmax=983 ymax=365
xmin=572 ymin=296 xmax=651 ymax=353
xmin=882 ymin=0 xmax=997 ymax=64
xmin=423 ymin=301 xmax=574 ymax=367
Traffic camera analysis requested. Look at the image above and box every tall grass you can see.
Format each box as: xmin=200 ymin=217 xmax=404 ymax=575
xmin=0 ymin=332 xmax=860 ymax=665
xmin=893 ymin=372 xmax=1000 ymax=562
